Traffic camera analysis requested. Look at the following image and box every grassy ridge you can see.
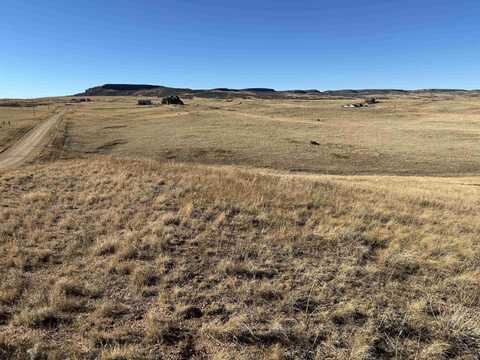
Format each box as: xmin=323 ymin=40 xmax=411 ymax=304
xmin=1 ymin=157 xmax=479 ymax=359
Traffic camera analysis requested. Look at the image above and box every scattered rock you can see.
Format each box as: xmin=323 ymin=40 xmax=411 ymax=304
xmin=162 ymin=95 xmax=184 ymax=105
xmin=344 ymin=103 xmax=368 ymax=108
xmin=310 ymin=141 xmax=320 ymax=146
xmin=344 ymin=98 xmax=378 ymax=108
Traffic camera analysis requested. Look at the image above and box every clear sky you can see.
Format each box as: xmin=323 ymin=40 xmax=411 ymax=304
xmin=1 ymin=0 xmax=480 ymax=98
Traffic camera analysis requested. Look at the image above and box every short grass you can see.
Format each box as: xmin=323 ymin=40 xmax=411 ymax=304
xmin=1 ymin=157 xmax=480 ymax=359
xmin=62 ymin=94 xmax=480 ymax=176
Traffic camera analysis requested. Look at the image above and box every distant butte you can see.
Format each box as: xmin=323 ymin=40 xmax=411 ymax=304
xmin=76 ymin=84 xmax=480 ymax=99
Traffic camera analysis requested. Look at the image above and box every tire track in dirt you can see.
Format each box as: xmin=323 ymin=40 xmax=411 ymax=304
xmin=0 ymin=111 xmax=64 ymax=169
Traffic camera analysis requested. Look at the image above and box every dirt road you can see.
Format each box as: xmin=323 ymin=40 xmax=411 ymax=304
xmin=0 ymin=111 xmax=63 ymax=169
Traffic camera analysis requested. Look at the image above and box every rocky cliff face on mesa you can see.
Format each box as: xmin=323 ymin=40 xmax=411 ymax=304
xmin=77 ymin=84 xmax=480 ymax=99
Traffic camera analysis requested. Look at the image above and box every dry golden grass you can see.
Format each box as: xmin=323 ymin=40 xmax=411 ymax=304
xmin=1 ymin=156 xmax=480 ymax=358
xmin=60 ymin=94 xmax=480 ymax=176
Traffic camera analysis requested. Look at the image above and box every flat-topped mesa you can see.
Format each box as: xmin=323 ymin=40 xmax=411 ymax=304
xmin=76 ymin=84 xmax=480 ymax=99
xmin=77 ymin=84 xmax=281 ymax=98
xmin=212 ymin=88 xmax=276 ymax=92
xmin=81 ymin=84 xmax=183 ymax=97
xmin=101 ymin=84 xmax=160 ymax=91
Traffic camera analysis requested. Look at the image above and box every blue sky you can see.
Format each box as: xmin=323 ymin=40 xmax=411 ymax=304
xmin=1 ymin=0 xmax=479 ymax=98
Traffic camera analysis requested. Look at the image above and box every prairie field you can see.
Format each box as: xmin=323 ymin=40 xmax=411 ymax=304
xmin=61 ymin=94 xmax=480 ymax=176
xmin=1 ymin=95 xmax=480 ymax=359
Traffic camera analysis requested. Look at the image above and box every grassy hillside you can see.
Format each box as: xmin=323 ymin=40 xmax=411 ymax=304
xmin=1 ymin=157 xmax=479 ymax=359
xmin=62 ymin=95 xmax=480 ymax=176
